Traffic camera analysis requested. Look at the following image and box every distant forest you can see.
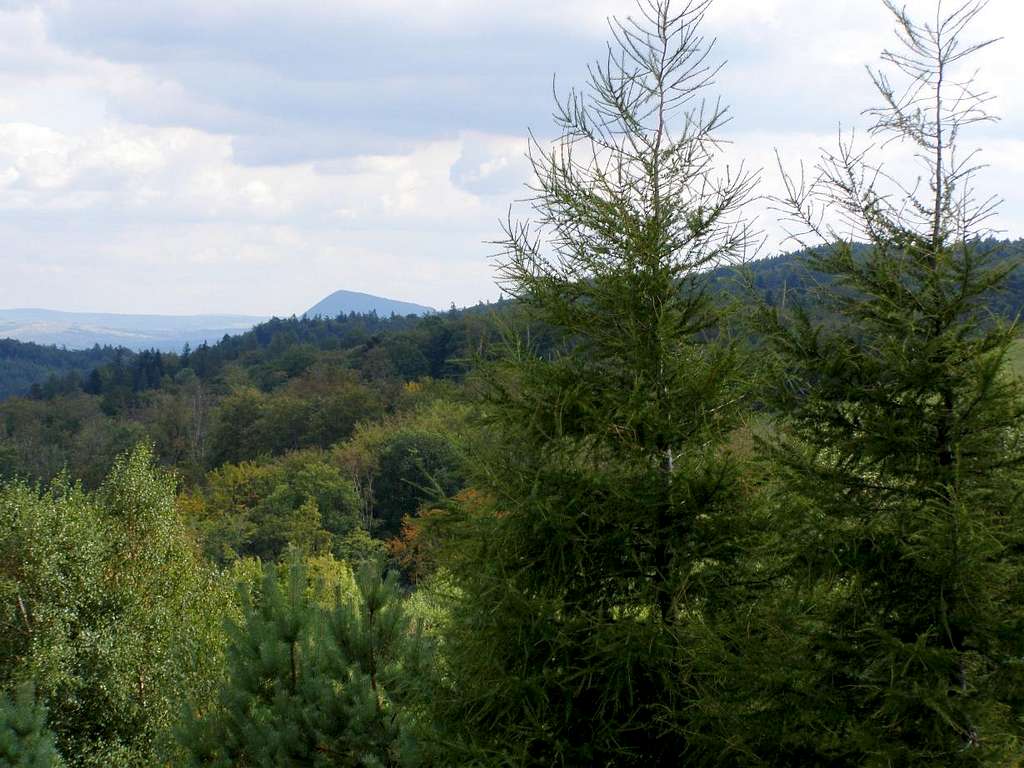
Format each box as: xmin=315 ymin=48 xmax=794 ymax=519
xmin=4 ymin=238 xmax=1022 ymax=404
xmin=0 ymin=238 xmax=1020 ymax=494
xmin=0 ymin=340 xmax=123 ymax=400
xmin=0 ymin=300 xmax=513 ymax=488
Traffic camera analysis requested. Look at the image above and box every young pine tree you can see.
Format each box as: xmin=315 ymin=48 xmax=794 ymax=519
xmin=0 ymin=685 xmax=63 ymax=768
xmin=752 ymin=1 xmax=1024 ymax=764
xmin=184 ymin=558 xmax=429 ymax=767
xmin=430 ymin=1 xmax=758 ymax=764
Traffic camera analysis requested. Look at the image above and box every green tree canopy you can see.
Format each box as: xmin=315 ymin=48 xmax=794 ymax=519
xmin=428 ymin=1 xmax=760 ymax=763
xmin=0 ymin=445 xmax=228 ymax=767
xmin=0 ymin=684 xmax=64 ymax=768
xmin=189 ymin=450 xmax=362 ymax=564
xmin=372 ymin=431 xmax=465 ymax=540
xmin=746 ymin=1 xmax=1024 ymax=763
xmin=183 ymin=558 xmax=431 ymax=767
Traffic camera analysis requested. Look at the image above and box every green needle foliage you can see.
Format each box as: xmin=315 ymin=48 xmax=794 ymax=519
xmin=429 ymin=1 xmax=759 ymax=764
xmin=749 ymin=1 xmax=1024 ymax=764
xmin=0 ymin=685 xmax=63 ymax=768
xmin=184 ymin=558 xmax=429 ymax=767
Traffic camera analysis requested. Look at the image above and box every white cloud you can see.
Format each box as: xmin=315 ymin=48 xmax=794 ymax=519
xmin=0 ymin=0 xmax=1019 ymax=314
xmin=450 ymin=132 xmax=531 ymax=197
xmin=0 ymin=120 xmax=496 ymax=226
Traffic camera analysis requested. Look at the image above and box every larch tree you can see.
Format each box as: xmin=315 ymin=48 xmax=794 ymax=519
xmin=428 ymin=1 xmax=759 ymax=764
xmin=750 ymin=1 xmax=1024 ymax=764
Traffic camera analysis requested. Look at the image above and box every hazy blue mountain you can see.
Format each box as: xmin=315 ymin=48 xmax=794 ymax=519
xmin=0 ymin=308 xmax=267 ymax=352
xmin=0 ymin=287 xmax=437 ymax=352
xmin=304 ymin=290 xmax=435 ymax=318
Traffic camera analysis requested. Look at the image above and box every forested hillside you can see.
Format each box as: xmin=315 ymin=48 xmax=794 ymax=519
xmin=2 ymin=1 xmax=1023 ymax=766
xmin=2 ymin=240 xmax=1022 ymax=764
xmin=5 ymin=238 xmax=1023 ymax=403
xmin=0 ymin=303 xmax=538 ymax=485
xmin=0 ymin=341 xmax=122 ymax=400
xmin=727 ymin=237 xmax=1024 ymax=318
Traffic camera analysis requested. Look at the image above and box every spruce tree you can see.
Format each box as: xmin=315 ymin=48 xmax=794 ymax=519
xmin=429 ymin=1 xmax=758 ymax=764
xmin=750 ymin=1 xmax=1024 ymax=764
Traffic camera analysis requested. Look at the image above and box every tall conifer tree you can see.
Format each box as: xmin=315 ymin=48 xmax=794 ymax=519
xmin=430 ymin=1 xmax=758 ymax=764
xmin=752 ymin=1 xmax=1024 ymax=763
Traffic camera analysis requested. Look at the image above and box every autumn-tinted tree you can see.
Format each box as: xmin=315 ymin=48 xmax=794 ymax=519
xmin=372 ymin=431 xmax=465 ymax=539
xmin=187 ymin=451 xmax=362 ymax=564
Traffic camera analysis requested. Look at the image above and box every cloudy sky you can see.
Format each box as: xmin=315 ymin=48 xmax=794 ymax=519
xmin=1 ymin=0 xmax=1021 ymax=315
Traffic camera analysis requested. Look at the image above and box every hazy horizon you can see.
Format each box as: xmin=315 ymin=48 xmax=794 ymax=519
xmin=0 ymin=288 xmax=437 ymax=318
xmin=2 ymin=0 xmax=1021 ymax=316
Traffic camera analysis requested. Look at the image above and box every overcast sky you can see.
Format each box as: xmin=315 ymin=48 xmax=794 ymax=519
xmin=1 ymin=0 xmax=1021 ymax=315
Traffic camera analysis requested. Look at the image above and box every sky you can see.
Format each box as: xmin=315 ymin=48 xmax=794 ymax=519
xmin=0 ymin=0 xmax=1021 ymax=316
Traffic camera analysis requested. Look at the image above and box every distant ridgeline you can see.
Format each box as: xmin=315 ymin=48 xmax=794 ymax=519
xmin=6 ymin=303 xmax=522 ymax=404
xmin=0 ymin=289 xmax=433 ymax=400
xmin=2 ymin=239 xmax=1022 ymax=402
xmin=0 ymin=307 xmax=266 ymax=351
xmin=710 ymin=237 xmax=1024 ymax=319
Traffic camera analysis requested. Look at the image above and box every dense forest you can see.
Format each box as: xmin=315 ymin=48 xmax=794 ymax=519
xmin=3 ymin=0 xmax=1024 ymax=766
xmin=0 ymin=305 xmax=526 ymax=489
xmin=0 ymin=341 xmax=122 ymax=401
xmin=7 ymin=238 xmax=1024 ymax=404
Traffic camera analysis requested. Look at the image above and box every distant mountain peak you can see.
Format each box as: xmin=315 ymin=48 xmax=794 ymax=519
xmin=304 ymin=290 xmax=435 ymax=318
